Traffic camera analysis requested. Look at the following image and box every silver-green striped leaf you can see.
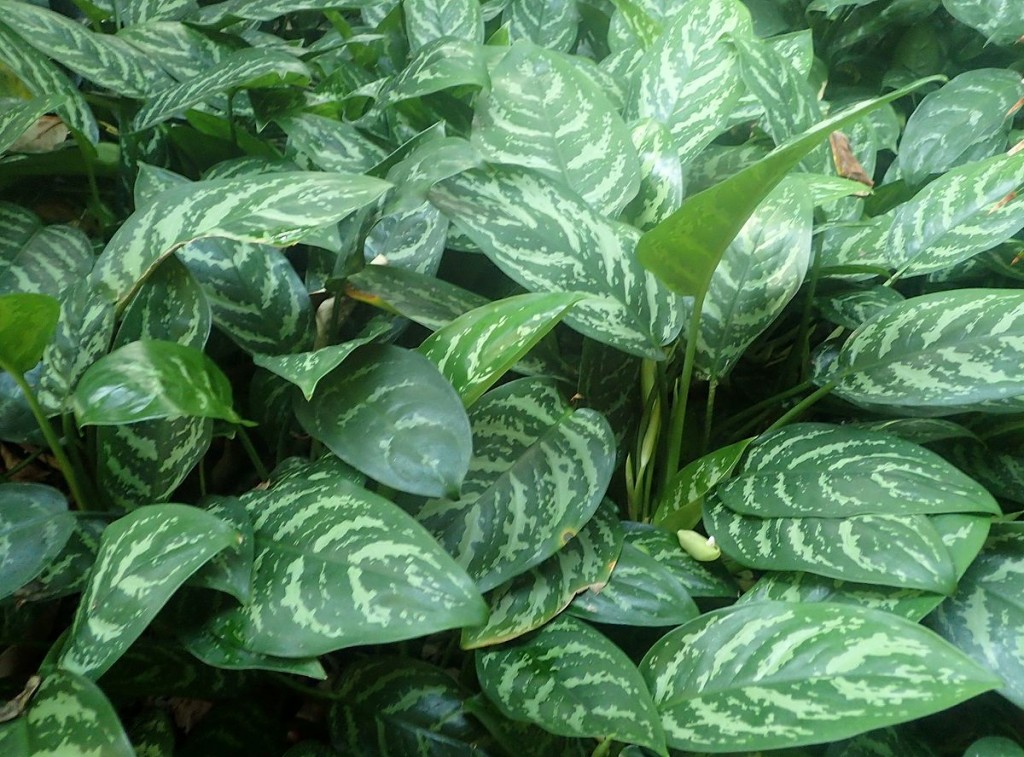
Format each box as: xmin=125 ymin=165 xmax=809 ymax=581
xmin=653 ymin=437 xmax=753 ymax=533
xmin=0 ymin=94 xmax=63 ymax=155
xmin=705 ymin=495 xmax=961 ymax=593
xmin=118 ymin=21 xmax=230 ymax=83
xmin=818 ymin=216 xmax=893 ymax=273
xmin=0 ymin=482 xmax=74 ymax=600
xmin=182 ymin=613 xmax=326 ymax=678
xmin=294 ymin=344 xmax=472 ymax=498
xmin=476 ymin=615 xmax=668 ymax=755
xmin=346 ymin=264 xmax=489 ymax=331
xmin=0 ymin=202 xmax=93 ymax=297
xmin=364 ymin=202 xmax=449 ymax=276
xmin=461 ymin=498 xmax=622 ymax=649
xmin=821 ymin=289 xmax=1024 ymax=412
xmin=429 ymin=165 xmax=683 ymax=359
xmin=59 ymin=504 xmax=237 ymax=679
xmin=622 ymin=118 xmax=683 ymax=232
xmin=204 ymin=462 xmax=486 ymax=656
xmin=15 ymin=515 xmax=106 ymax=602
xmin=0 ymin=670 xmax=133 ymax=756
xmin=0 ymin=24 xmax=97 ymax=143
xmin=472 ymin=41 xmax=640 ymax=216
xmin=929 ymin=522 xmax=1024 ymax=707
xmin=197 ymin=0 xmax=381 ymax=24
xmin=279 ymin=113 xmax=389 ymax=174
xmin=329 ymin=658 xmax=495 ymax=754
xmin=739 ymin=512 xmax=991 ymax=622
xmin=188 ymin=497 xmax=253 ymax=603
xmin=117 ymin=0 xmax=197 ymax=24
xmin=694 ymin=179 xmax=812 ymax=380
xmin=886 ymin=153 xmax=1024 ymax=276
xmin=816 ymin=285 xmax=904 ymax=330
xmin=419 ymin=292 xmax=580 ymax=407
xmin=132 ymin=48 xmax=310 ymax=131
xmin=89 ymin=171 xmax=389 ymax=305
xmin=0 ymin=1 xmax=171 ymax=97
xmin=375 ymin=37 xmax=489 ymax=110
xmin=898 ymin=69 xmax=1024 ymax=185
xmin=630 ymin=0 xmax=749 ymax=162
xmin=942 ymin=0 xmax=1024 ymax=44
xmin=622 ymin=521 xmax=737 ymax=598
xmin=717 ymin=423 xmax=999 ymax=518
xmin=506 ymin=0 xmax=578 ymax=51
xmin=640 ymin=601 xmax=1001 ymax=753
xmin=405 ymin=0 xmax=484 ymax=51
xmin=412 ymin=378 xmax=616 ymax=592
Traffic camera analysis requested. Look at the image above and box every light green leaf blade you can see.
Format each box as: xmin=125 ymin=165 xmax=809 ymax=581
xmin=718 ymin=423 xmax=999 ymax=518
xmin=132 ymin=48 xmax=310 ymax=131
xmin=821 ymin=289 xmax=1024 ymax=412
xmin=405 ymin=0 xmax=484 ymax=51
xmin=929 ymin=522 xmax=1024 ymax=708
xmin=898 ymin=69 xmax=1024 ymax=185
xmin=640 ymin=602 xmax=1000 ymax=753
xmin=0 ymin=94 xmax=64 ymax=155
xmin=294 ymin=344 xmax=472 ymax=498
xmin=73 ymin=339 xmax=244 ymax=426
xmin=205 ymin=461 xmax=486 ymax=656
xmin=0 ymin=293 xmax=59 ymax=374
xmin=942 ymin=0 xmax=1024 ymax=44
xmin=253 ymin=328 xmax=385 ymax=401
xmin=472 ymin=41 xmax=640 ymax=216
xmin=0 ymin=670 xmax=133 ymax=756
xmin=637 ymin=76 xmax=941 ymax=296
xmin=429 ymin=165 xmax=683 ymax=359
xmin=0 ymin=203 xmax=94 ymax=297
xmin=376 ymin=37 xmax=489 ymax=109
xmin=654 ymin=437 xmax=752 ymax=532
xmin=886 ymin=153 xmax=1024 ymax=277
xmin=0 ymin=23 xmax=98 ymax=143
xmin=461 ymin=498 xmax=623 ymax=649
xmin=89 ymin=171 xmax=390 ymax=305
xmin=476 ymin=615 xmax=667 ymax=755
xmin=59 ymin=504 xmax=237 ymax=679
xmin=412 ymin=378 xmax=616 ymax=592
xmin=419 ymin=292 xmax=580 ymax=407
xmin=0 ymin=1 xmax=171 ymax=97
xmin=964 ymin=736 xmax=1024 ymax=757
xmin=506 ymin=0 xmax=578 ymax=51
xmin=0 ymin=483 xmax=74 ymax=601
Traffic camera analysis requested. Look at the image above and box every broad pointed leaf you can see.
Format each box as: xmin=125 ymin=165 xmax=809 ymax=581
xmin=405 ymin=0 xmax=484 ymax=51
xmin=942 ymin=0 xmax=1024 ymax=44
xmin=0 ymin=94 xmax=64 ymax=155
xmin=0 ymin=483 xmax=74 ymax=600
xmin=0 ymin=203 xmax=94 ymax=297
xmin=653 ymin=437 xmax=752 ymax=533
xmin=118 ymin=20 xmax=230 ymax=83
xmin=59 ymin=504 xmax=237 ymax=679
xmin=346 ymin=265 xmax=489 ymax=331
xmin=816 ymin=286 xmax=904 ymax=329
xmin=640 ymin=602 xmax=1000 ymax=753
xmin=506 ymin=0 xmax=578 ymax=51
xmin=0 ymin=293 xmax=59 ymax=374
xmin=279 ymin=113 xmax=389 ymax=174
xmin=622 ymin=118 xmax=683 ymax=231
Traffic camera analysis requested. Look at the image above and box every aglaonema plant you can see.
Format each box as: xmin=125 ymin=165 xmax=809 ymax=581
xmin=0 ymin=0 xmax=1023 ymax=754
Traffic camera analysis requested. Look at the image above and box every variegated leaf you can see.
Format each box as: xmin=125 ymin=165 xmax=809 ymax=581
xmin=694 ymin=179 xmax=812 ymax=380
xmin=118 ymin=21 xmax=230 ymax=83
xmin=405 ymin=0 xmax=484 ymax=51
xmin=364 ymin=202 xmax=449 ymax=276
xmin=189 ymin=497 xmax=253 ymax=603
xmin=472 ymin=41 xmax=640 ymax=216
xmin=886 ymin=153 xmax=1024 ymax=276
xmin=127 ymin=709 xmax=175 ymax=757
xmin=821 ymin=289 xmax=1024 ymax=412
xmin=346 ymin=264 xmax=489 ymax=331
xmin=964 ymin=736 xmax=1024 ymax=757
xmin=476 ymin=615 xmax=667 ymax=755
xmin=59 ymin=504 xmax=237 ymax=679
xmin=375 ymin=37 xmax=489 ymax=110
xmin=705 ymin=495 xmax=960 ymax=593
xmin=640 ymin=602 xmax=1000 ymax=753
xmin=132 ymin=48 xmax=310 ymax=131
xmin=718 ymin=423 xmax=999 ymax=518
xmin=929 ymin=522 xmax=1024 ymax=707
xmin=294 ymin=344 xmax=472 ymax=498
xmin=506 ymin=0 xmax=578 ymax=51
xmin=0 ymin=202 xmax=93 ymax=296
xmin=0 ymin=94 xmax=63 ymax=155
xmin=0 ymin=24 xmax=98 ymax=143
xmin=606 ymin=0 xmax=666 ymax=53
xmin=117 ymin=0 xmax=198 ymax=24
xmin=419 ymin=292 xmax=580 ymax=406
xmin=461 ymin=498 xmax=622 ymax=649
xmin=898 ymin=69 xmax=1024 ymax=185
xmin=89 ymin=171 xmax=389 ymax=306
xmin=197 ymin=0 xmax=382 ymax=24
xmin=429 ymin=165 xmax=683 ymax=359
xmin=653 ymin=437 xmax=753 ymax=533
xmin=383 ymin=136 xmax=484 ymax=214
xmin=15 ymin=515 xmax=106 ymax=602
xmin=622 ymin=118 xmax=683 ymax=231
xmin=623 ymin=522 xmax=737 ymax=598
xmin=942 ymin=0 xmax=1024 ymax=44
xmin=201 ymin=462 xmax=486 ymax=656
xmin=0 ymin=670 xmax=133 ymax=756
xmin=0 ymin=483 xmax=74 ymax=600
xmin=0 ymin=1 xmax=171 ymax=97
xmin=630 ymin=0 xmax=749 ymax=162
xmin=182 ymin=612 xmax=325 ymax=678
xmin=816 ymin=285 xmax=904 ymax=329
xmin=328 ymin=658 xmax=495 ymax=754
xmin=818 ymin=217 xmax=892 ymax=273
xmin=412 ymin=378 xmax=615 ymax=592
xmin=279 ymin=113 xmax=389 ymax=174
xmin=739 ymin=512 xmax=991 ymax=622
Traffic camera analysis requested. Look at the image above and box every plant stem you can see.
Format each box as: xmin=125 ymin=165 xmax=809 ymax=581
xmin=1 ymin=447 xmax=43 ymax=481
xmin=720 ymin=379 xmax=814 ymax=435
xmin=236 ymin=425 xmax=270 ymax=482
xmin=702 ymin=379 xmax=717 ymax=455
xmin=762 ymin=381 xmax=837 ymax=435
xmin=662 ymin=295 xmax=704 ymax=491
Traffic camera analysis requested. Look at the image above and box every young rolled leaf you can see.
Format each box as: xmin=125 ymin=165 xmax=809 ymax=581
xmin=419 ymin=292 xmax=581 ymax=406
xmin=0 ymin=483 xmax=74 ymax=601
xmin=294 ymin=344 xmax=472 ymax=498
xmin=201 ymin=463 xmax=487 ymax=657
xmin=73 ymin=339 xmax=244 ymax=426
xmin=0 ymin=292 xmax=59 ymax=374
xmin=477 ymin=615 xmax=667 ymax=754
xmin=637 ymin=75 xmax=941 ymax=297
xmin=58 ymin=504 xmax=238 ymax=679
xmin=640 ymin=602 xmax=1001 ymax=753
